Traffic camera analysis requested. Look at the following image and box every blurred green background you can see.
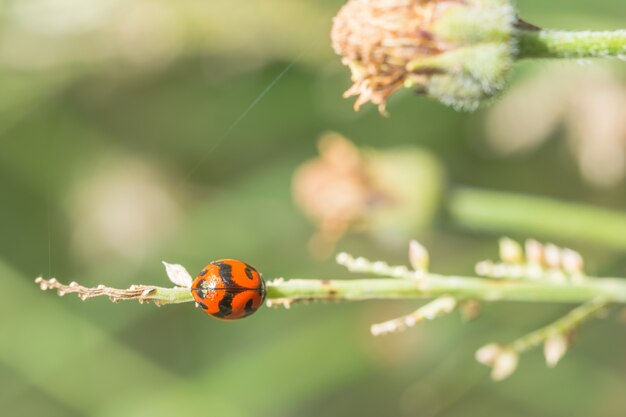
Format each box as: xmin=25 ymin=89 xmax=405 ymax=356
xmin=1 ymin=1 xmax=626 ymax=416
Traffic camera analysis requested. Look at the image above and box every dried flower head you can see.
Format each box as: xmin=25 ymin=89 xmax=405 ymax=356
xmin=293 ymin=132 xmax=443 ymax=256
xmin=331 ymin=0 xmax=517 ymax=112
xmin=293 ymin=132 xmax=383 ymax=256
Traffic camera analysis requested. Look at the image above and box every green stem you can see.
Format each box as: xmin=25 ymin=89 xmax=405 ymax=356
xmin=267 ymin=275 xmax=626 ymax=304
xmin=516 ymin=29 xmax=626 ymax=59
xmin=510 ymin=298 xmax=607 ymax=353
xmin=446 ymin=187 xmax=626 ymax=250
xmin=149 ymin=287 xmax=194 ymax=304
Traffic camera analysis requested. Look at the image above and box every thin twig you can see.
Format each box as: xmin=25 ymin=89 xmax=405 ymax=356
xmin=510 ymin=297 xmax=608 ymax=353
xmin=35 ymin=277 xmax=192 ymax=305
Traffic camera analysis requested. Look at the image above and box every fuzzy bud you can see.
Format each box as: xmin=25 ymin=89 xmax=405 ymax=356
xmin=476 ymin=343 xmax=519 ymax=380
xmin=543 ymin=243 xmax=562 ymax=269
xmin=561 ymin=248 xmax=584 ymax=275
xmin=544 ymin=332 xmax=568 ymax=368
xmin=476 ymin=343 xmax=502 ymax=366
xmin=499 ymin=237 xmax=524 ymax=264
xmin=525 ymin=239 xmax=544 ymax=266
xmin=409 ymin=240 xmax=430 ymax=271
xmin=491 ymin=348 xmax=519 ymax=380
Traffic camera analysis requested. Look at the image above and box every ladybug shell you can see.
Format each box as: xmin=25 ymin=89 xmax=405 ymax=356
xmin=191 ymin=259 xmax=265 ymax=320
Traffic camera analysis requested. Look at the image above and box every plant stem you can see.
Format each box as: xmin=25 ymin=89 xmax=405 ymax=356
xmin=446 ymin=187 xmax=626 ymax=250
xmin=267 ymin=275 xmax=626 ymax=304
xmin=516 ymin=29 xmax=626 ymax=59
xmin=37 ymin=272 xmax=626 ymax=307
xmin=34 ymin=277 xmax=193 ymax=305
xmin=510 ymin=298 xmax=607 ymax=353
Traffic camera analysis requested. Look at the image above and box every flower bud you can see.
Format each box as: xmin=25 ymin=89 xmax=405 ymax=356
xmin=331 ymin=0 xmax=518 ymax=112
xmin=476 ymin=343 xmax=502 ymax=366
xmin=543 ymin=243 xmax=562 ymax=269
xmin=544 ymin=332 xmax=568 ymax=368
xmin=499 ymin=237 xmax=524 ymax=264
xmin=561 ymin=248 xmax=584 ymax=275
xmin=525 ymin=239 xmax=545 ymax=266
xmin=476 ymin=343 xmax=519 ymax=380
xmin=409 ymin=240 xmax=430 ymax=271
xmin=491 ymin=348 xmax=519 ymax=380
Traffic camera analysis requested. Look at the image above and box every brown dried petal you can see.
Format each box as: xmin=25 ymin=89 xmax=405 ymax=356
xmin=331 ymin=0 xmax=460 ymax=111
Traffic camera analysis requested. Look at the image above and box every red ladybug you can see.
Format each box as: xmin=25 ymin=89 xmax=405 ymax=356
xmin=191 ymin=259 xmax=265 ymax=320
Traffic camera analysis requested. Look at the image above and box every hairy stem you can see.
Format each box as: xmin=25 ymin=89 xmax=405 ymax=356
xmin=516 ymin=29 xmax=626 ymax=59
xmin=446 ymin=187 xmax=626 ymax=250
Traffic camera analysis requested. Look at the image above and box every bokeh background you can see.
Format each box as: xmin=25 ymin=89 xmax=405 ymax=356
xmin=1 ymin=0 xmax=626 ymax=416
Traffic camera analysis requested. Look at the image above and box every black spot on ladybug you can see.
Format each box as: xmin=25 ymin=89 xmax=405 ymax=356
xmin=198 ymin=269 xmax=208 ymax=277
xmin=213 ymin=261 xmax=235 ymax=287
xmin=244 ymin=266 xmax=254 ymax=280
xmin=197 ymin=301 xmax=209 ymax=310
xmin=192 ymin=279 xmax=207 ymax=298
xmin=215 ymin=291 xmax=234 ymax=317
xmin=244 ymin=298 xmax=255 ymax=313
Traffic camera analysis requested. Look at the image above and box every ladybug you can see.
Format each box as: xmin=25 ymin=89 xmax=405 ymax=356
xmin=191 ymin=259 xmax=266 ymax=320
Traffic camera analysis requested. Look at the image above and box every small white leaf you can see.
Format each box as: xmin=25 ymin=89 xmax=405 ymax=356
xmin=162 ymin=261 xmax=193 ymax=288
